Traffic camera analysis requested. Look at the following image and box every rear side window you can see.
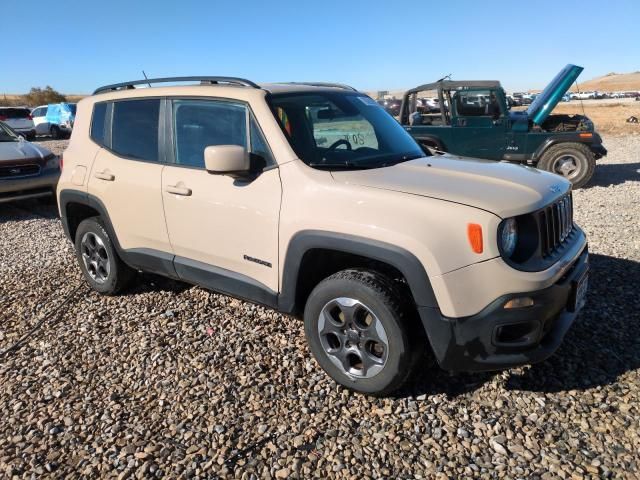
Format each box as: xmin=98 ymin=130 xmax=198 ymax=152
xmin=90 ymin=102 xmax=108 ymax=146
xmin=173 ymin=100 xmax=247 ymax=168
xmin=0 ymin=108 xmax=31 ymax=119
xmin=112 ymin=99 xmax=160 ymax=161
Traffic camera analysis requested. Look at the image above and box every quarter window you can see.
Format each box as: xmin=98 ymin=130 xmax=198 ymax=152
xmin=173 ymin=100 xmax=247 ymax=168
xmin=90 ymin=102 xmax=108 ymax=147
xmin=111 ymin=99 xmax=160 ymax=161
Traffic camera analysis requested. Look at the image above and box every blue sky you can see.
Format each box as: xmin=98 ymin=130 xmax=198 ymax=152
xmin=4 ymin=0 xmax=639 ymax=94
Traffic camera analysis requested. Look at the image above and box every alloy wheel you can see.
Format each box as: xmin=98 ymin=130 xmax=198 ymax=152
xmin=317 ymin=297 xmax=389 ymax=379
xmin=80 ymin=232 xmax=111 ymax=284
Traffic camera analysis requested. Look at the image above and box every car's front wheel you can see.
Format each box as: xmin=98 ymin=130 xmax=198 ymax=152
xmin=538 ymin=142 xmax=595 ymax=189
xmin=304 ymin=269 xmax=420 ymax=395
xmin=74 ymin=217 xmax=134 ymax=295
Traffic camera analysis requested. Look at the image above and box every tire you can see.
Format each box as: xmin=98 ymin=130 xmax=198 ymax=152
xmin=51 ymin=125 xmax=61 ymax=139
xmin=74 ymin=217 xmax=135 ymax=295
xmin=26 ymin=132 xmax=36 ymax=141
xmin=303 ymin=269 xmax=421 ymax=396
xmin=537 ymin=142 xmax=595 ymax=189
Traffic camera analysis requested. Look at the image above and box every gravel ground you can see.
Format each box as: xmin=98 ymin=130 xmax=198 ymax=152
xmin=1 ymin=136 xmax=639 ymax=479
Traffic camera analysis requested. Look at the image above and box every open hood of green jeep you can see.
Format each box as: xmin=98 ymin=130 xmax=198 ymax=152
xmin=527 ymin=64 xmax=583 ymax=125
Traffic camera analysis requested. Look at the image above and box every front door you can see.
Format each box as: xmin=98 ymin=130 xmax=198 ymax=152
xmin=161 ymin=98 xmax=282 ymax=294
xmin=451 ymin=89 xmax=506 ymax=159
xmin=87 ymin=98 xmax=171 ymax=255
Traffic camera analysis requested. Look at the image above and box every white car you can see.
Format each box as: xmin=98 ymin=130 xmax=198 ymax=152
xmin=32 ymin=104 xmax=76 ymax=138
xmin=0 ymin=107 xmax=35 ymax=140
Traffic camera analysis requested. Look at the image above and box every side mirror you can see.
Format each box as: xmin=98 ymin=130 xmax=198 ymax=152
xmin=204 ymin=145 xmax=249 ymax=176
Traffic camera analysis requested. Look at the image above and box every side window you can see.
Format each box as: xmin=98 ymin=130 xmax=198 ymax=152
xmin=250 ymin=115 xmax=275 ymax=166
xmin=32 ymin=108 xmax=42 ymax=117
xmin=173 ymin=100 xmax=247 ymax=168
xmin=90 ymin=102 xmax=108 ymax=146
xmin=454 ymin=89 xmax=501 ymax=118
xmin=111 ymin=99 xmax=160 ymax=161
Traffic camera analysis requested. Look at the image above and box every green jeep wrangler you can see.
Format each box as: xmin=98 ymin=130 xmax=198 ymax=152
xmin=399 ymin=64 xmax=607 ymax=188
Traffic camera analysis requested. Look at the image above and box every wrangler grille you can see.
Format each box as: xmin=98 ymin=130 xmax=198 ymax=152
xmin=539 ymin=193 xmax=574 ymax=257
xmin=0 ymin=164 xmax=40 ymax=179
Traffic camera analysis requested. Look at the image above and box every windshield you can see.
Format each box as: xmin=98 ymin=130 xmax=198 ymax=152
xmin=269 ymin=92 xmax=425 ymax=169
xmin=0 ymin=121 xmax=19 ymax=142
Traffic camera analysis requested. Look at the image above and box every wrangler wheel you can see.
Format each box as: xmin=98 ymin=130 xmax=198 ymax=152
xmin=538 ymin=142 xmax=595 ymax=189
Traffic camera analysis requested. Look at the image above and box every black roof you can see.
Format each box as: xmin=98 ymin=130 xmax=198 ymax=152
xmin=406 ymin=80 xmax=501 ymax=95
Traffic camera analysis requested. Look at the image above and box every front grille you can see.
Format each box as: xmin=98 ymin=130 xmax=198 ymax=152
xmin=538 ymin=193 xmax=574 ymax=257
xmin=0 ymin=164 xmax=41 ymax=179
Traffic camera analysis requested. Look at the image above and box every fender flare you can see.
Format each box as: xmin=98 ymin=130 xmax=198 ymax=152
xmin=532 ymin=133 xmax=602 ymax=161
xmin=278 ymin=230 xmax=439 ymax=314
xmin=413 ymin=135 xmax=447 ymax=152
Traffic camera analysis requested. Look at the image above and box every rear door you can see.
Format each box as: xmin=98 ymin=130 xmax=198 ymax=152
xmin=451 ymin=89 xmax=506 ymax=159
xmin=33 ymin=107 xmax=50 ymax=135
xmin=161 ymin=98 xmax=281 ymax=293
xmin=88 ymin=98 xmax=171 ymax=255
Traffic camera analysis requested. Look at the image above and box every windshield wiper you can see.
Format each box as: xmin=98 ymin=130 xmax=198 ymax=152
xmin=308 ymin=161 xmax=365 ymax=170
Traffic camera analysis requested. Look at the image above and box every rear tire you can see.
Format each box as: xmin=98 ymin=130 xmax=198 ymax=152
xmin=303 ymin=269 xmax=422 ymax=396
xmin=51 ymin=125 xmax=61 ymax=140
xmin=538 ymin=142 xmax=595 ymax=189
xmin=74 ymin=217 xmax=135 ymax=295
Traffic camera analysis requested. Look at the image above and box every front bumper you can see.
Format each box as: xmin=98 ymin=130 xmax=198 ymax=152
xmin=589 ymin=143 xmax=607 ymax=159
xmin=419 ymin=245 xmax=589 ymax=372
xmin=0 ymin=168 xmax=60 ymax=203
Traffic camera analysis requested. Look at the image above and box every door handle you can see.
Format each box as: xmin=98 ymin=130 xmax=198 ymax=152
xmin=94 ymin=171 xmax=115 ymax=181
xmin=165 ymin=185 xmax=192 ymax=196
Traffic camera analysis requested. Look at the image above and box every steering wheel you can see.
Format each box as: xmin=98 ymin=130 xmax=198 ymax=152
xmin=327 ymin=139 xmax=352 ymax=151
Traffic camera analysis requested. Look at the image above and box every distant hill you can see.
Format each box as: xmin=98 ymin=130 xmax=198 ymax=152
xmin=570 ymin=72 xmax=640 ymax=92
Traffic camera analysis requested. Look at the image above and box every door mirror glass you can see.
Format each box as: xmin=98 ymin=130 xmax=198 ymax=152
xmin=204 ymin=145 xmax=249 ymax=175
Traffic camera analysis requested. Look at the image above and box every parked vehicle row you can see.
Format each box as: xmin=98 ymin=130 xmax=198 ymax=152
xmin=0 ymin=103 xmax=76 ymax=141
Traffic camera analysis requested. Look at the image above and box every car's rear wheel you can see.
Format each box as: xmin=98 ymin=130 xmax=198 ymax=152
xmin=51 ymin=125 xmax=61 ymax=139
xmin=304 ymin=269 xmax=421 ymax=396
xmin=74 ymin=217 xmax=134 ymax=295
xmin=538 ymin=142 xmax=595 ymax=189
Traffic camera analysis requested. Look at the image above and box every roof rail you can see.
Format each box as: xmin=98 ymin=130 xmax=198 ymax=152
xmin=285 ymin=82 xmax=359 ymax=92
xmin=93 ymin=76 xmax=260 ymax=95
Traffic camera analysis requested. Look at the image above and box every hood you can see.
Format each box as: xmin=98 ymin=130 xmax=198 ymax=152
xmin=330 ymin=155 xmax=570 ymax=218
xmin=527 ymin=64 xmax=583 ymax=125
xmin=0 ymin=140 xmax=52 ymax=165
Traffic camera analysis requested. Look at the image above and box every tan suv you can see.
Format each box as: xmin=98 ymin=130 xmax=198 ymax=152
xmin=57 ymin=76 xmax=589 ymax=395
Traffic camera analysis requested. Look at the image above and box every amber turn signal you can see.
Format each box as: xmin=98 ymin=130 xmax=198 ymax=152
xmin=579 ymin=133 xmax=593 ymax=138
xmin=467 ymin=223 xmax=483 ymax=253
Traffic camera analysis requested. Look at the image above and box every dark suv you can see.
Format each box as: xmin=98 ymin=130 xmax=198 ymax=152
xmin=399 ymin=64 xmax=607 ymax=188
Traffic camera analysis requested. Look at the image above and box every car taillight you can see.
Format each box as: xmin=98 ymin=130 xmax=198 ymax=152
xmin=27 ymin=114 xmax=33 ymax=120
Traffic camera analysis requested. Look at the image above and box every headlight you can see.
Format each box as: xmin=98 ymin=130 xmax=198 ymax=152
xmin=44 ymin=154 xmax=59 ymax=169
xmin=499 ymin=218 xmax=518 ymax=258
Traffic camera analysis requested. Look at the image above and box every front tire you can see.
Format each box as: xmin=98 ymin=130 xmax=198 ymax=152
xmin=303 ymin=269 xmax=420 ymax=396
xmin=74 ymin=217 xmax=134 ymax=295
xmin=538 ymin=142 xmax=595 ymax=189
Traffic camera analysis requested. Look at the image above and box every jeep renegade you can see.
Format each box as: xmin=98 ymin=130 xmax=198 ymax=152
xmin=57 ymin=76 xmax=589 ymax=395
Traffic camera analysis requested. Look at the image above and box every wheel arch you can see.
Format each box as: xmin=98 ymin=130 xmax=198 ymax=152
xmin=59 ymin=189 xmax=122 ymax=252
xmin=278 ymin=231 xmax=439 ymax=317
xmin=414 ymin=135 xmax=447 ymax=152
